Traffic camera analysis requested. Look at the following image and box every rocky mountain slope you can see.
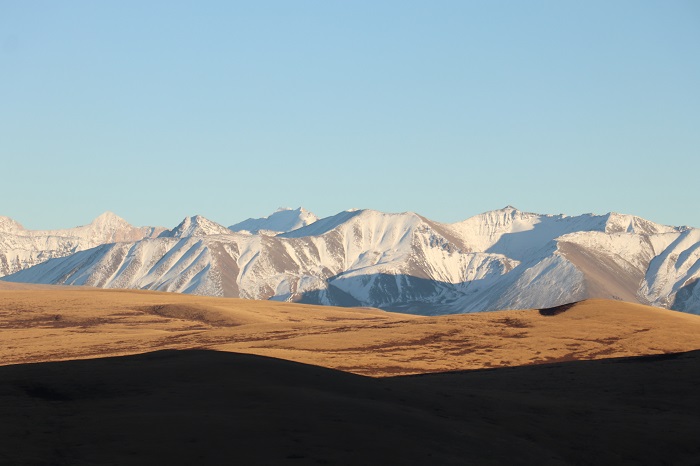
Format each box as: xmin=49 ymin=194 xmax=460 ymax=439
xmin=2 ymin=207 xmax=699 ymax=314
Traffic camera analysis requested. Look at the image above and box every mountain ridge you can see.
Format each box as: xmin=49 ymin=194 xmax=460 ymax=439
xmin=2 ymin=207 xmax=698 ymax=315
xmin=0 ymin=212 xmax=165 ymax=277
xmin=230 ymin=207 xmax=319 ymax=235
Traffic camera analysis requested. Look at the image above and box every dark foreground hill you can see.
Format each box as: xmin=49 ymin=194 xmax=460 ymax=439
xmin=1 ymin=349 xmax=699 ymax=465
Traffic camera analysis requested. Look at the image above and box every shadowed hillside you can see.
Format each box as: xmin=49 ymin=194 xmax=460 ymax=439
xmin=1 ymin=349 xmax=699 ymax=465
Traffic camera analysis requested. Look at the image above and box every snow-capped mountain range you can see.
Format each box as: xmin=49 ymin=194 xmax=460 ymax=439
xmin=0 ymin=212 xmax=164 ymax=277
xmin=2 ymin=207 xmax=699 ymax=315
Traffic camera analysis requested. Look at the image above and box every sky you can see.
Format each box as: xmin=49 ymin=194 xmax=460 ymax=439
xmin=1 ymin=1 xmax=699 ymax=230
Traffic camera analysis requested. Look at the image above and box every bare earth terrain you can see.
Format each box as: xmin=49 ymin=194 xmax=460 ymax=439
xmin=2 ymin=283 xmax=700 ymax=376
xmin=2 ymin=283 xmax=700 ymax=465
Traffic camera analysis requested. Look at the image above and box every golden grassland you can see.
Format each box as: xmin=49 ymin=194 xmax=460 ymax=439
xmin=3 ymin=282 xmax=700 ymax=376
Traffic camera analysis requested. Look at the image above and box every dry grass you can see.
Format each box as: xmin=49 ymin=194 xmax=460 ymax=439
xmin=2 ymin=283 xmax=700 ymax=376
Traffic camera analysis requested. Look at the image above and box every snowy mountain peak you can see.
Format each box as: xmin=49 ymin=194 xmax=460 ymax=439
xmin=453 ymin=206 xmax=542 ymax=234
xmin=604 ymin=212 xmax=677 ymax=235
xmin=352 ymin=209 xmax=429 ymax=229
xmin=79 ymin=212 xmax=166 ymax=244
xmin=162 ymin=215 xmax=233 ymax=238
xmin=278 ymin=208 xmax=424 ymax=239
xmin=89 ymin=211 xmax=130 ymax=229
xmin=230 ymin=207 xmax=319 ymax=234
xmin=0 ymin=213 xmax=164 ymax=277
xmin=280 ymin=209 xmax=429 ymax=250
xmin=0 ymin=216 xmax=24 ymax=233
xmin=279 ymin=209 xmax=364 ymax=238
xmin=93 ymin=211 xmax=122 ymax=220
xmin=76 ymin=212 xmax=156 ymax=244
xmin=274 ymin=206 xmax=312 ymax=214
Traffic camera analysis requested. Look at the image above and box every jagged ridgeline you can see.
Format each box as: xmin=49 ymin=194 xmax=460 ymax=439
xmin=1 ymin=207 xmax=699 ymax=315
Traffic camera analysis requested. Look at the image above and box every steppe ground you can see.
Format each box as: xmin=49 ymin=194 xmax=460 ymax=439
xmin=2 ymin=282 xmax=700 ymax=376
xmin=3 ymin=282 xmax=700 ymax=465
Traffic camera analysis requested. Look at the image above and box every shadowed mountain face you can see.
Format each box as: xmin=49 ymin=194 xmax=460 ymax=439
xmin=3 ymin=207 xmax=699 ymax=314
xmin=1 ymin=349 xmax=699 ymax=465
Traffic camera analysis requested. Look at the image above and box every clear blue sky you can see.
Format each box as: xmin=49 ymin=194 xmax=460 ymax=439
xmin=1 ymin=1 xmax=698 ymax=230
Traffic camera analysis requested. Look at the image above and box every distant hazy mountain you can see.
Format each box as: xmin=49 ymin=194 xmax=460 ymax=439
xmin=0 ymin=212 xmax=164 ymax=277
xmin=229 ymin=207 xmax=318 ymax=234
xmin=2 ymin=207 xmax=699 ymax=315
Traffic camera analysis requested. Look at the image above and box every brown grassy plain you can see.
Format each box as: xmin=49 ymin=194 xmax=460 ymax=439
xmin=3 ymin=282 xmax=700 ymax=376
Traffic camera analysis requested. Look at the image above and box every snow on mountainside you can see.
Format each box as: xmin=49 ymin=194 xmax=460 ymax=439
xmin=604 ymin=212 xmax=679 ymax=235
xmin=639 ymin=229 xmax=700 ymax=312
xmin=0 ymin=217 xmax=24 ymax=233
xmin=2 ymin=207 xmax=699 ymax=315
xmin=278 ymin=209 xmax=362 ymax=238
xmin=0 ymin=213 xmax=165 ymax=277
xmin=160 ymin=215 xmax=234 ymax=238
xmin=230 ymin=207 xmax=318 ymax=234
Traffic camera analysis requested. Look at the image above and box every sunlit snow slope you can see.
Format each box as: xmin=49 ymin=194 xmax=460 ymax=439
xmin=229 ymin=207 xmax=318 ymax=235
xmin=2 ymin=207 xmax=699 ymax=315
xmin=0 ymin=212 xmax=164 ymax=277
